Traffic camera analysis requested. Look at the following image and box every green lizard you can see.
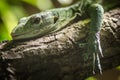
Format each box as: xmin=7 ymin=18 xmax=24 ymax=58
xmin=11 ymin=0 xmax=104 ymax=74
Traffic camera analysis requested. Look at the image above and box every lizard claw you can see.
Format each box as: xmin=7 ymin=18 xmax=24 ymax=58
xmin=96 ymin=32 xmax=103 ymax=57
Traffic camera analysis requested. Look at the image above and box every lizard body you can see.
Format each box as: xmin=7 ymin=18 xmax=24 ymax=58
xmin=11 ymin=0 xmax=104 ymax=74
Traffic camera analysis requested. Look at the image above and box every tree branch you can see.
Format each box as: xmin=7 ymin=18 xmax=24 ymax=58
xmin=0 ymin=8 xmax=120 ymax=80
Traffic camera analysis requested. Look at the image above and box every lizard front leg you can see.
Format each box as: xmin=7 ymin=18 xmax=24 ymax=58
xmin=85 ymin=3 xmax=104 ymax=74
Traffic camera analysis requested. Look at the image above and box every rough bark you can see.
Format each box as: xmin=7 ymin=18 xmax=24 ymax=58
xmin=0 ymin=8 xmax=120 ymax=80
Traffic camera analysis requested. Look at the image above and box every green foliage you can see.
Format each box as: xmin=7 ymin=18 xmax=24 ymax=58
xmin=0 ymin=0 xmax=26 ymax=41
xmin=86 ymin=76 xmax=97 ymax=80
xmin=117 ymin=66 xmax=120 ymax=70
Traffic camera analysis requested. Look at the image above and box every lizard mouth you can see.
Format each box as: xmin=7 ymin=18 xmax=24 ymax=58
xmin=11 ymin=33 xmax=22 ymax=38
xmin=11 ymin=30 xmax=32 ymax=39
xmin=11 ymin=29 xmax=41 ymax=40
xmin=11 ymin=26 xmax=53 ymax=40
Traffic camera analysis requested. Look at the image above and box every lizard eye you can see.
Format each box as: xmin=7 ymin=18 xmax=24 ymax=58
xmin=31 ymin=17 xmax=41 ymax=24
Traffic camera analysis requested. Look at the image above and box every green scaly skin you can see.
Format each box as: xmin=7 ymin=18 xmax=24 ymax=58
xmin=11 ymin=0 xmax=104 ymax=74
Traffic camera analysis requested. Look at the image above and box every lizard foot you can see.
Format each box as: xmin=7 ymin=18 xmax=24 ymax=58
xmin=83 ymin=32 xmax=103 ymax=74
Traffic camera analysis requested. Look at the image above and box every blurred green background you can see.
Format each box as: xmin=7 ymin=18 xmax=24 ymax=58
xmin=0 ymin=0 xmax=120 ymax=80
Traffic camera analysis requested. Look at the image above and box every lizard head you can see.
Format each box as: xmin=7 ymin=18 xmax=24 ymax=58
xmin=11 ymin=11 xmax=59 ymax=40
